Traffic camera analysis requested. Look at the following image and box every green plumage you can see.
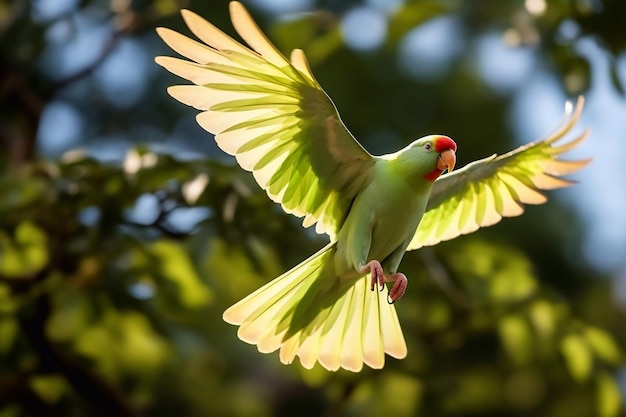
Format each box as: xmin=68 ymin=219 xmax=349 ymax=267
xmin=155 ymin=1 xmax=589 ymax=372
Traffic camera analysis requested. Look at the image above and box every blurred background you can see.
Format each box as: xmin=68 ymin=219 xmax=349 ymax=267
xmin=1 ymin=0 xmax=625 ymax=416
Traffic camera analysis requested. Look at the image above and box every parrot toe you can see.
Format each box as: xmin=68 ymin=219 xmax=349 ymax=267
xmin=362 ymin=260 xmax=385 ymax=292
xmin=387 ymin=273 xmax=408 ymax=304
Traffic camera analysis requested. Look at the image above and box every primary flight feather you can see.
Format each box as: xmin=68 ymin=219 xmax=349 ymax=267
xmin=155 ymin=1 xmax=589 ymax=372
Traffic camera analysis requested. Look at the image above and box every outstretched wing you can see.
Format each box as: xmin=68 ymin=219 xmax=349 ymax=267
xmin=155 ymin=2 xmax=374 ymax=239
xmin=408 ymin=96 xmax=590 ymax=250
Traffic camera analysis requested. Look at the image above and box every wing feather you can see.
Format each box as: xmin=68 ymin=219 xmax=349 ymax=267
xmin=408 ymin=96 xmax=590 ymax=251
xmin=228 ymin=1 xmax=290 ymax=68
xmin=156 ymin=2 xmax=374 ymax=239
xmin=155 ymin=28 xmax=231 ymax=65
xmin=181 ymin=9 xmax=257 ymax=59
xmin=457 ymin=187 xmax=478 ymax=235
xmin=478 ymin=181 xmax=502 ymax=227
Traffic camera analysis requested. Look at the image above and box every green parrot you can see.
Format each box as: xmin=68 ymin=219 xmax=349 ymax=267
xmin=155 ymin=2 xmax=589 ymax=372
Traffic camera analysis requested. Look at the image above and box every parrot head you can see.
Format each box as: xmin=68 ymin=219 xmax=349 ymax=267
xmin=396 ymin=135 xmax=457 ymax=182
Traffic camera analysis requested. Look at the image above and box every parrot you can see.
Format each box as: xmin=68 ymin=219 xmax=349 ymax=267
xmin=155 ymin=1 xmax=590 ymax=372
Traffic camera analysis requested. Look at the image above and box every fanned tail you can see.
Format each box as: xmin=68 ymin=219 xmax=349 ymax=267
xmin=222 ymin=243 xmax=407 ymax=372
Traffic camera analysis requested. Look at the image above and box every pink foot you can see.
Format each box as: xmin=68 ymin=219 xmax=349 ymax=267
xmin=387 ymin=273 xmax=408 ymax=304
xmin=361 ymin=260 xmax=385 ymax=292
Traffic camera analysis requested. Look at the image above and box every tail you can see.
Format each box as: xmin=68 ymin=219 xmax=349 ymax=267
xmin=223 ymin=243 xmax=407 ymax=372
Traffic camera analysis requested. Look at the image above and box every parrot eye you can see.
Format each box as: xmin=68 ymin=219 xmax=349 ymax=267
xmin=424 ymin=143 xmax=432 ymax=151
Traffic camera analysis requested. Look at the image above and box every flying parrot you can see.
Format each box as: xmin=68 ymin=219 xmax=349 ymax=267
xmin=155 ymin=2 xmax=589 ymax=372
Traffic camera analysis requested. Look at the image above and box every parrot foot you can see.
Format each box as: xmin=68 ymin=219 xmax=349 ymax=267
xmin=386 ymin=273 xmax=408 ymax=304
xmin=361 ymin=260 xmax=385 ymax=292
xmin=361 ymin=261 xmax=408 ymax=303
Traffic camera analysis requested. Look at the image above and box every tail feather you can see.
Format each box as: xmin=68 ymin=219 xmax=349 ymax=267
xmin=279 ymin=302 xmax=333 ymax=367
xmin=254 ymin=272 xmax=320 ymax=352
xmin=236 ymin=284 xmax=302 ymax=345
xmin=383 ymin=305 xmax=407 ymax=359
xmin=222 ymin=243 xmax=408 ymax=372
xmin=362 ymin=282 xmax=385 ymax=368
xmin=296 ymin=309 xmax=330 ymax=368
xmin=318 ymin=284 xmax=353 ymax=371
xmin=223 ymin=249 xmax=320 ymax=325
xmin=246 ymin=298 xmax=292 ymax=352
xmin=339 ymin=281 xmax=365 ymax=371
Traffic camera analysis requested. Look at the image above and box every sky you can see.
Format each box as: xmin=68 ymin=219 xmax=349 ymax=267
xmin=33 ymin=0 xmax=626 ymax=296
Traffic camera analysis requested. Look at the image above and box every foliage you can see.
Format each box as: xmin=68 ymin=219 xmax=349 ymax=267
xmin=0 ymin=0 xmax=625 ymax=416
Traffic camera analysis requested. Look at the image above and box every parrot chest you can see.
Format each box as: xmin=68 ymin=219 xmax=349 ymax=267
xmin=366 ymin=184 xmax=428 ymax=258
xmin=334 ymin=174 xmax=431 ymax=276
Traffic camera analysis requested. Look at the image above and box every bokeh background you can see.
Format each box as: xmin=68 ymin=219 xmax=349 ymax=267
xmin=1 ymin=0 xmax=626 ymax=416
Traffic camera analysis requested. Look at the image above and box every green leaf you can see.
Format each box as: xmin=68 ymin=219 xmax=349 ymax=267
xmin=0 ymin=404 xmax=20 ymax=417
xmin=46 ymin=286 xmax=92 ymax=343
xmin=387 ymin=1 xmax=450 ymax=46
xmin=498 ymin=314 xmax=533 ymax=365
xmin=447 ymin=239 xmax=537 ymax=305
xmin=529 ymin=299 xmax=556 ymax=338
xmin=0 ymin=285 xmax=17 ymax=313
xmin=0 ymin=221 xmax=48 ymax=277
xmin=584 ymin=326 xmax=623 ymax=365
xmin=207 ymin=237 xmax=281 ymax=301
xmin=0 ymin=317 xmax=18 ymax=353
xmin=272 ymin=14 xmax=344 ymax=67
xmin=29 ymin=375 xmax=68 ymax=404
xmin=0 ymin=174 xmax=50 ymax=214
xmin=148 ymin=240 xmax=214 ymax=308
xmin=349 ymin=373 xmax=423 ymax=417
xmin=74 ymin=308 xmax=171 ymax=380
xmin=561 ymin=334 xmax=593 ymax=382
xmin=596 ymin=372 xmax=623 ymax=417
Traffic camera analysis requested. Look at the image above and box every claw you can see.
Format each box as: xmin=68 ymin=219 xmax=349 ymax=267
xmin=361 ymin=263 xmax=409 ymax=302
xmin=387 ymin=273 xmax=408 ymax=304
xmin=361 ymin=260 xmax=385 ymax=292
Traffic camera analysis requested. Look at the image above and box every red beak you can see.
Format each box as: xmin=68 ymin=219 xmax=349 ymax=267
xmin=437 ymin=149 xmax=456 ymax=172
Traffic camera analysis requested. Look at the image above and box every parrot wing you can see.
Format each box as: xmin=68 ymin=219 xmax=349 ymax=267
xmin=408 ymin=96 xmax=590 ymax=251
xmin=155 ymin=2 xmax=374 ymax=239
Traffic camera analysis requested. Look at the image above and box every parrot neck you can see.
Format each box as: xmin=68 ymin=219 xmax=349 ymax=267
xmin=423 ymin=168 xmax=444 ymax=182
xmin=380 ymin=153 xmax=438 ymax=192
